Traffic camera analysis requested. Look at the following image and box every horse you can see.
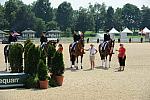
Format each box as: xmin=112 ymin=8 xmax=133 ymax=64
xmin=69 ymin=39 xmax=84 ymax=70
xmin=4 ymin=44 xmax=10 ymax=71
xmin=99 ymin=39 xmax=115 ymax=68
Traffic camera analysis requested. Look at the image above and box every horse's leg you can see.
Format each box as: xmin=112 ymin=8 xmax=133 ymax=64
xmin=81 ymin=55 xmax=83 ymax=69
xmin=105 ymin=57 xmax=107 ymax=68
xmin=4 ymin=54 xmax=8 ymax=71
xmin=108 ymin=54 xmax=112 ymax=68
xmin=76 ymin=56 xmax=78 ymax=70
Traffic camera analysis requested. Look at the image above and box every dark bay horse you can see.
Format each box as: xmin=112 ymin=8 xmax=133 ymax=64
xmin=69 ymin=39 xmax=84 ymax=69
xmin=99 ymin=40 xmax=115 ymax=68
xmin=4 ymin=44 xmax=10 ymax=71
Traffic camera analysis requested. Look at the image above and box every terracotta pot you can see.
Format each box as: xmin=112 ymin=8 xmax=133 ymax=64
xmin=39 ymin=80 xmax=48 ymax=89
xmin=55 ymin=75 xmax=64 ymax=86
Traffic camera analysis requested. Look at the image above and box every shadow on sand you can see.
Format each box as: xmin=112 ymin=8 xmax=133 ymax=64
xmin=94 ymin=66 xmax=109 ymax=70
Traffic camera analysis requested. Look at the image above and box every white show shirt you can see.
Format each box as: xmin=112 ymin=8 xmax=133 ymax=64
xmin=88 ymin=47 xmax=97 ymax=56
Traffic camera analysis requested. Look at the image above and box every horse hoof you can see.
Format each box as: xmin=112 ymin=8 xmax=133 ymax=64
xmin=81 ymin=66 xmax=83 ymax=69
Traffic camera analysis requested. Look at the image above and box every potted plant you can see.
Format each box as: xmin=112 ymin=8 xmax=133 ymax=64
xmin=38 ymin=59 xmax=49 ymax=89
xmin=9 ymin=43 xmax=23 ymax=73
xmin=25 ymin=44 xmax=41 ymax=75
xmin=51 ymin=51 xmax=65 ymax=86
xmin=24 ymin=40 xmax=33 ymax=73
xmin=47 ymin=44 xmax=56 ymax=69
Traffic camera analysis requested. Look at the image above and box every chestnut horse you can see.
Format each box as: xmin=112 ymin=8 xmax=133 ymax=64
xmin=99 ymin=40 xmax=115 ymax=68
xmin=69 ymin=39 xmax=84 ymax=69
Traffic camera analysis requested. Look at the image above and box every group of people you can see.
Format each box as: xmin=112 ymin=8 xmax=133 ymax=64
xmin=40 ymin=32 xmax=63 ymax=53
xmin=80 ymin=30 xmax=126 ymax=71
xmin=41 ymin=30 xmax=126 ymax=71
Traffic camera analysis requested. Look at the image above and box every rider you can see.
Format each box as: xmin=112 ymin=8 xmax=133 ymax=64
xmin=40 ymin=31 xmax=47 ymax=48
xmin=71 ymin=31 xmax=81 ymax=51
xmin=102 ymin=29 xmax=114 ymax=54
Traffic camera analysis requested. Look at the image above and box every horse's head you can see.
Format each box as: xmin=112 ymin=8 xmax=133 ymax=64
xmin=108 ymin=39 xmax=115 ymax=47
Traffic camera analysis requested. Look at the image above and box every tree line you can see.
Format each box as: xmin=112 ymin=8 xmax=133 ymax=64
xmin=0 ymin=0 xmax=150 ymax=37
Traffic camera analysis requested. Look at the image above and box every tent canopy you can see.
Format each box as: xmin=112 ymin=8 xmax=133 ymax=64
xmin=142 ymin=27 xmax=150 ymax=33
xmin=0 ymin=30 xmax=6 ymax=34
xmin=121 ymin=28 xmax=133 ymax=33
xmin=109 ymin=28 xmax=119 ymax=34
xmin=47 ymin=30 xmax=61 ymax=33
xmin=22 ymin=29 xmax=36 ymax=34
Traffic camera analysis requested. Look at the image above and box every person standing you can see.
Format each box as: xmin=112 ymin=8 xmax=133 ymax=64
xmin=117 ymin=44 xmax=126 ymax=71
xmin=85 ymin=44 xmax=98 ymax=70
xmin=57 ymin=44 xmax=63 ymax=53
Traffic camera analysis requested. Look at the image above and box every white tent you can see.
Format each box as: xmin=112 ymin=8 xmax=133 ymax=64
xmin=120 ymin=28 xmax=133 ymax=42
xmin=0 ymin=30 xmax=6 ymax=38
xmin=109 ymin=28 xmax=119 ymax=40
xmin=142 ymin=27 xmax=150 ymax=40
xmin=142 ymin=27 xmax=150 ymax=33
xmin=22 ymin=29 xmax=36 ymax=39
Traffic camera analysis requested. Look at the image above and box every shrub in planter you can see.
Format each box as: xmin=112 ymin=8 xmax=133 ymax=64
xmin=27 ymin=44 xmax=41 ymax=75
xmin=47 ymin=44 xmax=56 ymax=69
xmin=51 ymin=51 xmax=65 ymax=86
xmin=40 ymin=48 xmax=46 ymax=64
xmin=25 ymin=75 xmax=38 ymax=89
xmin=9 ymin=43 xmax=23 ymax=73
xmin=38 ymin=59 xmax=49 ymax=89
xmin=24 ymin=41 xmax=33 ymax=73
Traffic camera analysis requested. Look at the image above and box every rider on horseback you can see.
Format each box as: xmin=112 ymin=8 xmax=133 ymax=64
xmin=101 ymin=29 xmax=114 ymax=54
xmin=71 ymin=31 xmax=82 ymax=52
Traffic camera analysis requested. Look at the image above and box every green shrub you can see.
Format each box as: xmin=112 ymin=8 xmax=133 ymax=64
xmin=48 ymin=77 xmax=57 ymax=87
xmin=27 ymin=44 xmax=41 ymax=75
xmin=25 ymin=75 xmax=38 ymax=89
xmin=9 ymin=43 xmax=23 ymax=73
xmin=47 ymin=44 xmax=56 ymax=68
xmin=38 ymin=59 xmax=48 ymax=81
xmin=52 ymin=51 xmax=64 ymax=76
xmin=24 ymin=42 xmax=33 ymax=73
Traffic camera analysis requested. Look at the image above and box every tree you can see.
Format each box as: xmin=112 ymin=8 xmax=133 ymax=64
xmin=105 ymin=6 xmax=114 ymax=31
xmin=46 ymin=21 xmax=58 ymax=30
xmin=33 ymin=0 xmax=53 ymax=22
xmin=14 ymin=5 xmax=37 ymax=31
xmin=140 ymin=6 xmax=150 ymax=29
xmin=4 ymin=0 xmax=23 ymax=29
xmin=0 ymin=4 xmax=9 ymax=30
xmin=34 ymin=18 xmax=46 ymax=37
xmin=122 ymin=3 xmax=141 ymax=30
xmin=114 ymin=8 xmax=123 ymax=31
xmin=56 ymin=2 xmax=73 ymax=31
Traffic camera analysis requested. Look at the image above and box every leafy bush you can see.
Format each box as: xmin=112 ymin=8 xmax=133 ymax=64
xmin=27 ymin=44 xmax=41 ymax=75
xmin=9 ymin=43 xmax=23 ymax=73
xmin=47 ymin=44 xmax=56 ymax=68
xmin=25 ymin=75 xmax=38 ymax=89
xmin=38 ymin=59 xmax=48 ymax=81
xmin=51 ymin=51 xmax=64 ymax=76
xmin=24 ymin=41 xmax=33 ymax=73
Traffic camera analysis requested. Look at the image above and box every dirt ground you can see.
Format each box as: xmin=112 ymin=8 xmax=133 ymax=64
xmin=0 ymin=42 xmax=150 ymax=100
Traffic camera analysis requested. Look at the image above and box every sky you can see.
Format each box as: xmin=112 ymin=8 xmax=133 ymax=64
xmin=0 ymin=0 xmax=149 ymax=10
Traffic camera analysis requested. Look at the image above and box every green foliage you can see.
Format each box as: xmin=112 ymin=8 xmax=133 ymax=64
xmin=25 ymin=75 xmax=38 ymax=89
xmin=26 ymin=44 xmax=41 ymax=75
xmin=56 ymin=1 xmax=73 ymax=31
xmin=48 ymin=77 xmax=58 ymax=87
xmin=52 ymin=51 xmax=65 ymax=76
xmin=9 ymin=43 xmax=23 ymax=73
xmin=38 ymin=59 xmax=48 ymax=81
xmin=46 ymin=21 xmax=58 ymax=30
xmin=24 ymin=40 xmax=33 ymax=73
xmin=40 ymin=48 xmax=46 ymax=64
xmin=47 ymin=44 xmax=56 ymax=68
xmin=33 ymin=0 xmax=53 ymax=22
